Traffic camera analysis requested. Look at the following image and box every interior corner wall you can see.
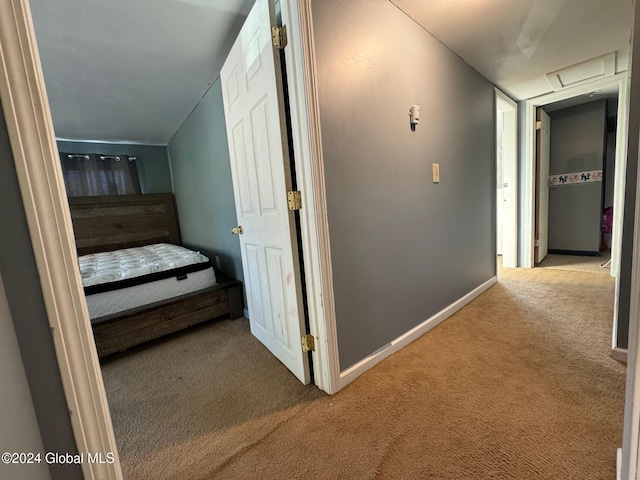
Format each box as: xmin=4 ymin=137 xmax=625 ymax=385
xmin=167 ymin=79 xmax=244 ymax=283
xmin=56 ymin=140 xmax=173 ymax=194
xmin=0 ymin=102 xmax=82 ymax=480
xmin=311 ymin=0 xmax=496 ymax=370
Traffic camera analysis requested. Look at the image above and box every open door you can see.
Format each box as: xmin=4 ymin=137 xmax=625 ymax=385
xmin=535 ymin=107 xmax=551 ymax=264
xmin=220 ymin=0 xmax=310 ymax=384
xmin=496 ymin=91 xmax=518 ymax=268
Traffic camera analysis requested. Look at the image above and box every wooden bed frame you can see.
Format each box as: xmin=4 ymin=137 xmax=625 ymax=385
xmin=68 ymin=194 xmax=243 ymax=357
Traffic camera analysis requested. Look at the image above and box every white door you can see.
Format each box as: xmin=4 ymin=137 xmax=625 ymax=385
xmin=220 ymin=0 xmax=310 ymax=384
xmin=496 ymin=91 xmax=518 ymax=268
xmin=535 ymin=107 xmax=551 ymax=263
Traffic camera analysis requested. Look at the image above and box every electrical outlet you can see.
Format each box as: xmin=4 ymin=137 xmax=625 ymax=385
xmin=432 ymin=163 xmax=440 ymax=183
xmin=214 ymin=256 xmax=221 ymax=270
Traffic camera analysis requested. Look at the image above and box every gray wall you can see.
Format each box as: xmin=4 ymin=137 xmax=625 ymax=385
xmin=0 ymin=274 xmax=51 ymax=480
xmin=617 ymin=0 xmax=640 ymax=350
xmin=168 ymin=79 xmax=243 ymax=282
xmin=0 ymin=103 xmax=82 ymax=479
xmin=547 ymin=101 xmax=606 ymax=253
xmin=312 ymin=0 xmax=496 ymax=370
xmin=57 ymin=140 xmax=173 ymax=193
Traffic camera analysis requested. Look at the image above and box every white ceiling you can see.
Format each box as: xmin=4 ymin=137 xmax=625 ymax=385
xmin=391 ymin=0 xmax=634 ymax=100
xmin=30 ymin=0 xmax=254 ymax=145
xmin=30 ymin=0 xmax=634 ymax=145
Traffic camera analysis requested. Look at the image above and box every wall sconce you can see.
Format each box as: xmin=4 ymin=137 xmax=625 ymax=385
xmin=409 ymin=105 xmax=420 ymax=131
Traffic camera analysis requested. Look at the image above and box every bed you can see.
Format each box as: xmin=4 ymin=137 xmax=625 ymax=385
xmin=68 ymin=193 xmax=243 ymax=357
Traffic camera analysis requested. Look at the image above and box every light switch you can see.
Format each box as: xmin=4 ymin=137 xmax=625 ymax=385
xmin=432 ymin=163 xmax=440 ymax=183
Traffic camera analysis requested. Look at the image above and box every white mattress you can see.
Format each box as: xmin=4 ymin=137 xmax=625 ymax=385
xmin=79 ymin=243 xmax=217 ymax=321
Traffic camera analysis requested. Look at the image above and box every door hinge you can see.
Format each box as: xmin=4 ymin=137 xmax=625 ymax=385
xmin=287 ymin=190 xmax=302 ymax=210
xmin=301 ymin=334 xmax=315 ymax=352
xmin=535 ymin=239 xmax=540 ymax=247
xmin=272 ymin=25 xmax=288 ymax=49
xmin=536 ymin=120 xmax=542 ymax=130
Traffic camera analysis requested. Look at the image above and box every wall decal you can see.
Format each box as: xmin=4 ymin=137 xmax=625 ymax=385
xmin=548 ymin=169 xmax=603 ymax=186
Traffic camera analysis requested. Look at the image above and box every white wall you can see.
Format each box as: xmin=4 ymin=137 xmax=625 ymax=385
xmin=0 ymin=274 xmax=50 ymax=480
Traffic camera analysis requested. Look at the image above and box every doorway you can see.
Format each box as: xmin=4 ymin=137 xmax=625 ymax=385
xmin=524 ymin=74 xmax=629 ymax=273
xmin=524 ymin=74 xmax=630 ymax=353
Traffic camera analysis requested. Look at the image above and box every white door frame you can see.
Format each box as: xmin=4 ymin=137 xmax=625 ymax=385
xmin=0 ymin=0 xmax=122 ymax=478
xmin=281 ymin=0 xmax=340 ymax=393
xmin=621 ymin=128 xmax=640 ymax=479
xmin=523 ymin=73 xmax=630 ymax=271
xmin=0 ymin=0 xmax=340 ymax=478
xmin=495 ymin=88 xmax=518 ymax=268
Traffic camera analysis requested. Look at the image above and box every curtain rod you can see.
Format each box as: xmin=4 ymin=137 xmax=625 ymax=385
xmin=99 ymin=155 xmax=137 ymax=161
xmin=66 ymin=154 xmax=137 ymax=161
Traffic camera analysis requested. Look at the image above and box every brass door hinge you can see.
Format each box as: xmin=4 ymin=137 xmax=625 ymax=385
xmin=287 ymin=190 xmax=302 ymax=210
xmin=302 ymin=334 xmax=315 ymax=352
xmin=272 ymin=25 xmax=288 ymax=49
xmin=536 ymin=120 xmax=542 ymax=130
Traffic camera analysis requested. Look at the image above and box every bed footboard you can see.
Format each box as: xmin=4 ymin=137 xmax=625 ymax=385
xmin=92 ymin=275 xmax=243 ymax=357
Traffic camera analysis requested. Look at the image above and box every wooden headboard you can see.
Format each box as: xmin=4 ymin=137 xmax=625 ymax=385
xmin=68 ymin=194 xmax=182 ymax=255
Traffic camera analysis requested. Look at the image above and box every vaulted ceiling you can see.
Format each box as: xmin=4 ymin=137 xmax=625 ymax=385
xmin=29 ymin=0 xmax=634 ymax=145
xmin=29 ymin=0 xmax=254 ymax=144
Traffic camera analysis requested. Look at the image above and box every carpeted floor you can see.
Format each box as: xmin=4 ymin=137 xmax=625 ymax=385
xmin=536 ymin=251 xmax=612 ymax=275
xmin=101 ymin=265 xmax=625 ymax=479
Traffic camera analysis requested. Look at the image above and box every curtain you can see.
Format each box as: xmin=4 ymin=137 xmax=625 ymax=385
xmin=60 ymin=153 xmax=142 ymax=196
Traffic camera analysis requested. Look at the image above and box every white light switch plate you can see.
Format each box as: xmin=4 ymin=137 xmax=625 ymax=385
xmin=432 ymin=163 xmax=440 ymax=183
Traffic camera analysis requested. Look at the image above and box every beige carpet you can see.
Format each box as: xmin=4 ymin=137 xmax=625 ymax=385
xmin=102 ymin=266 xmax=625 ymax=479
xmin=536 ymin=251 xmax=612 ymax=275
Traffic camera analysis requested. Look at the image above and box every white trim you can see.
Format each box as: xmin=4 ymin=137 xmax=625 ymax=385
xmin=0 ymin=1 xmax=122 ymax=479
xmin=56 ymin=137 xmax=168 ymax=147
xmin=281 ymin=0 xmax=341 ymax=394
xmin=495 ymin=88 xmax=517 ymax=109
xmin=495 ymin=88 xmax=519 ymax=269
xmin=621 ymin=99 xmax=640 ymax=478
xmin=613 ymin=347 xmax=628 ymax=364
xmin=523 ymin=73 xmax=630 ymax=270
xmin=618 ymin=447 xmax=622 ymax=480
xmin=339 ymin=277 xmax=497 ymax=390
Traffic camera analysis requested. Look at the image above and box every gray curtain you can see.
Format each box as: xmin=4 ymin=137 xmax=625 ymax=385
xmin=60 ymin=153 xmax=141 ymax=196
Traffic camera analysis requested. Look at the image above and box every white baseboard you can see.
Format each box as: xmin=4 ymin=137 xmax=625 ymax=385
xmin=617 ymin=447 xmax=621 ymax=480
xmin=339 ymin=276 xmax=498 ymax=390
xmin=612 ymin=347 xmax=628 ymax=363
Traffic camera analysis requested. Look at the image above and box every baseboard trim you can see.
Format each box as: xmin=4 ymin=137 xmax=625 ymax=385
xmin=617 ymin=447 xmax=621 ymax=480
xmin=612 ymin=347 xmax=628 ymax=363
xmin=339 ymin=276 xmax=498 ymax=390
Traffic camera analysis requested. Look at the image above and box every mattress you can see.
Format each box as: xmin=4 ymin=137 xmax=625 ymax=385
xmin=79 ymin=243 xmax=217 ymax=321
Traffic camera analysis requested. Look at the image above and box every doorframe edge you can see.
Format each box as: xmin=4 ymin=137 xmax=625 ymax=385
xmin=281 ymin=0 xmax=341 ymax=394
xmin=0 ymin=0 xmax=122 ymax=478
